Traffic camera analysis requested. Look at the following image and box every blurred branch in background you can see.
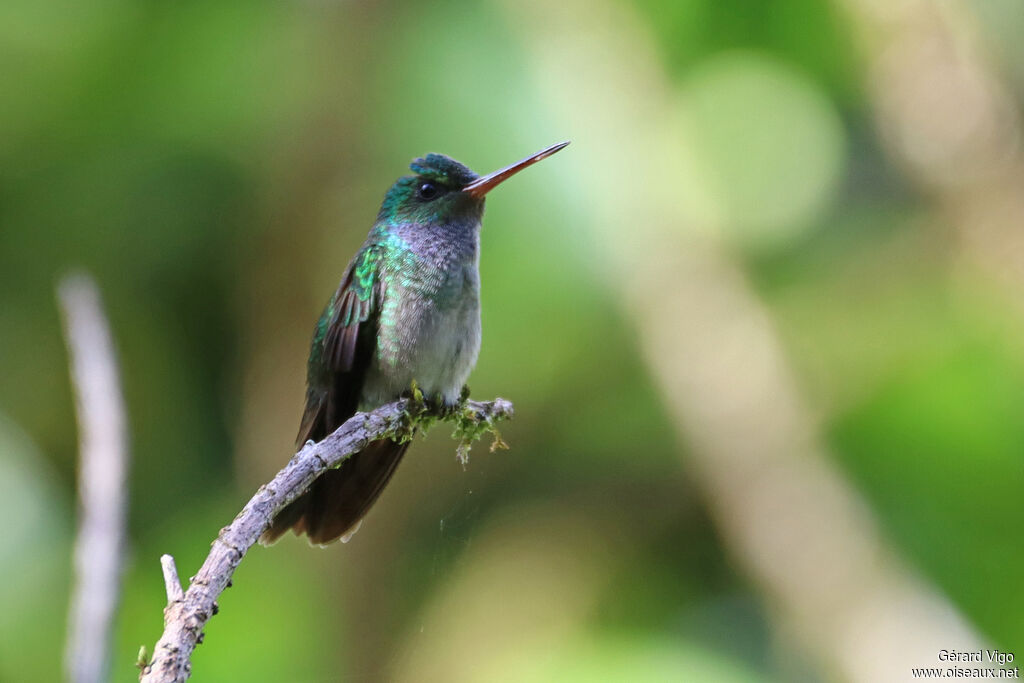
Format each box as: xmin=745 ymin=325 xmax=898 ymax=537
xmin=140 ymin=397 xmax=513 ymax=683
xmin=59 ymin=274 xmax=130 ymax=683
xmin=498 ymin=0 xmax=983 ymax=680
xmin=836 ymin=0 xmax=1024 ymax=300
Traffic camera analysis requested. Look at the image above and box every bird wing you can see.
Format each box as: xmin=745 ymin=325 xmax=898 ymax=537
xmin=296 ymin=244 xmax=382 ymax=446
xmin=263 ymin=243 xmax=407 ymax=547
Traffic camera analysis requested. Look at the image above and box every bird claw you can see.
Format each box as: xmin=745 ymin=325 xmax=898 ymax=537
xmin=433 ymin=396 xmax=461 ymax=418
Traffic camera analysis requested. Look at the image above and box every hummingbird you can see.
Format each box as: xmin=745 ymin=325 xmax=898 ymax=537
xmin=261 ymin=141 xmax=570 ymax=546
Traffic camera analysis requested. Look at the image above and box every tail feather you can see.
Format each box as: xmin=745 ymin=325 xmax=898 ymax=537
xmin=260 ymin=438 xmax=410 ymax=546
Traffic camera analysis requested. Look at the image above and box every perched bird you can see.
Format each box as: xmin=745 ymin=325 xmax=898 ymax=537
xmin=261 ymin=142 xmax=569 ymax=546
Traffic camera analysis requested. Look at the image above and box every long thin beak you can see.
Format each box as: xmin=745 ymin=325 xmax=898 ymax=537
xmin=462 ymin=141 xmax=570 ymax=199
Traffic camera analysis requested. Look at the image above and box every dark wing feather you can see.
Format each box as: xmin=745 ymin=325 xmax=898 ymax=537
xmin=295 ymin=245 xmax=380 ymax=445
xmin=324 ymin=282 xmax=376 ymax=375
xmin=262 ymin=245 xmax=409 ymax=546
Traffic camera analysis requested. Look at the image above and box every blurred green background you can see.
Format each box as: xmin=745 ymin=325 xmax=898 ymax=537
xmin=3 ymin=0 xmax=1024 ymax=681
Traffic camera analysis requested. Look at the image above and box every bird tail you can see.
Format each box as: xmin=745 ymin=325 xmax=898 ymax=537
xmin=260 ymin=438 xmax=410 ymax=546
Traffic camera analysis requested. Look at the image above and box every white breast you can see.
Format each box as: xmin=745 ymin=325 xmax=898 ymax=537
xmin=360 ymin=256 xmax=481 ymax=409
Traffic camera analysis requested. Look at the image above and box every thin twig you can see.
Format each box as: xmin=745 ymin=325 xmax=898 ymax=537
xmin=60 ymin=273 xmax=130 ymax=683
xmin=139 ymin=397 xmax=513 ymax=683
xmin=160 ymin=555 xmax=184 ymax=604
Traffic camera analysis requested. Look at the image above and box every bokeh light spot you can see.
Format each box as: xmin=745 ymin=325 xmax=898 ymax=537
xmin=681 ymin=52 xmax=846 ymax=248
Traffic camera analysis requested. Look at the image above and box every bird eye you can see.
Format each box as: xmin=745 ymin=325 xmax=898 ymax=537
xmin=417 ymin=182 xmax=439 ymax=200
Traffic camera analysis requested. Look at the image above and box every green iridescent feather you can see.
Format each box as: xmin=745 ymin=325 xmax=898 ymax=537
xmin=314 ymin=244 xmax=382 ymax=377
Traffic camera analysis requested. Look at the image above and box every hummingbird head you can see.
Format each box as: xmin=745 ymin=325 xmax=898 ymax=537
xmin=376 ymin=142 xmax=570 ymax=227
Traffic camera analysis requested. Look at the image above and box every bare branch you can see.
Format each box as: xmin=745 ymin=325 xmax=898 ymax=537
xmin=160 ymin=555 xmax=184 ymax=604
xmin=59 ymin=273 xmax=130 ymax=683
xmin=139 ymin=397 xmax=513 ymax=683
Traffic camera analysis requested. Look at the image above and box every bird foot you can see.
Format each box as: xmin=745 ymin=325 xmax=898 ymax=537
xmin=401 ymin=381 xmax=472 ymax=418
